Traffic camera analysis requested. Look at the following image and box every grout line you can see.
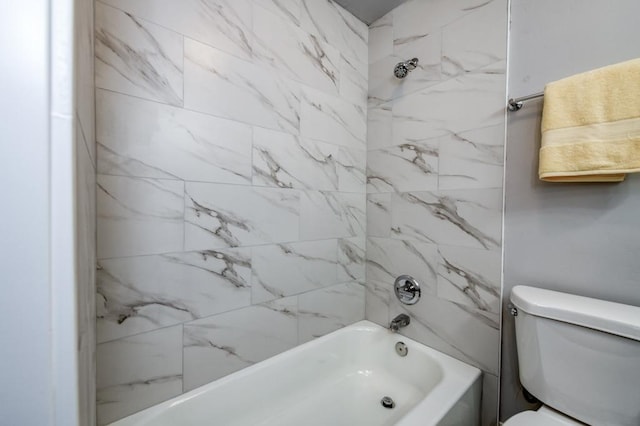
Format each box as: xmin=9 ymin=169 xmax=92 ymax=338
xmin=95 ymin=87 xmax=366 ymax=151
xmin=97 ymin=280 xmax=359 ymax=346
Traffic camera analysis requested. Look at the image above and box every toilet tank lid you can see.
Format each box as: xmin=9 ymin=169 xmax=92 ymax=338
xmin=511 ymin=286 xmax=640 ymax=342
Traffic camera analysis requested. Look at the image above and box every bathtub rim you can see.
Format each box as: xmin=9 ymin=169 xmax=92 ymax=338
xmin=109 ymin=319 xmax=482 ymax=426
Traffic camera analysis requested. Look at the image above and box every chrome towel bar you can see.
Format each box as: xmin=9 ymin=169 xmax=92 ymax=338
xmin=507 ymin=92 xmax=544 ymax=111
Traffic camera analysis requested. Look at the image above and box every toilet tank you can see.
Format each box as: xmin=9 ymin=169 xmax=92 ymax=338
xmin=510 ymin=286 xmax=640 ymax=426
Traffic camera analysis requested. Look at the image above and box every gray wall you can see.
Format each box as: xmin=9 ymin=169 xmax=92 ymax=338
xmin=502 ymin=0 xmax=640 ymax=420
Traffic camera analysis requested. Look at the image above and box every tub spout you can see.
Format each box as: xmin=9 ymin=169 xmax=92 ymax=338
xmin=389 ymin=314 xmax=410 ymax=332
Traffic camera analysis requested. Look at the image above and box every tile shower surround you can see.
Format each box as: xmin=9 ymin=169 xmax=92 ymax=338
xmin=95 ymin=0 xmax=506 ymax=425
xmin=95 ymin=0 xmax=367 ymax=423
xmin=366 ymin=1 xmax=507 ymax=425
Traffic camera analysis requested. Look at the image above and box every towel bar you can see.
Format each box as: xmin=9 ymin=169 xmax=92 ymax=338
xmin=507 ymin=92 xmax=544 ymax=111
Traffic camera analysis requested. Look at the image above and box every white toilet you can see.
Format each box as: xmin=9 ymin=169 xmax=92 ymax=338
xmin=504 ymin=286 xmax=640 ymax=426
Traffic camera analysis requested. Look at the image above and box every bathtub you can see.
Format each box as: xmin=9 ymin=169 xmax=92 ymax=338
xmin=111 ymin=320 xmax=482 ymax=426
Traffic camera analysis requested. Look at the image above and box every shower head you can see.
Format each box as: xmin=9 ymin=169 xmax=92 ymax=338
xmin=394 ymin=58 xmax=419 ymax=79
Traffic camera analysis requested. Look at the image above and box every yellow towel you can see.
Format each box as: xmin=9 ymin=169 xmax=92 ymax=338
xmin=539 ymin=58 xmax=640 ymax=182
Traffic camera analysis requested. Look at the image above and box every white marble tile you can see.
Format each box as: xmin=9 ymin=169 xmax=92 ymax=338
xmin=75 ymin=0 xmax=95 ymax=166
xmin=253 ymin=0 xmax=301 ymax=27
xmin=337 ymin=237 xmax=365 ymax=283
xmin=251 ymin=240 xmax=338 ymax=304
xmin=75 ymin=119 xmax=97 ymax=426
xmin=184 ymin=182 xmax=299 ymax=250
xmin=392 ymin=69 xmax=506 ymax=144
xmin=366 ymin=101 xmax=392 ymax=149
xmin=97 ymin=248 xmax=252 ymax=343
xmin=183 ymin=297 xmax=298 ymax=391
xmin=389 ymin=294 xmax=500 ymax=375
xmin=368 ymin=13 xmax=393 ymax=65
xmin=99 ymin=0 xmax=254 ymax=60
xmin=298 ymin=282 xmax=365 ymax=343
xmin=366 ymin=237 xmax=438 ymax=292
xmin=482 ymin=373 xmax=499 ymax=426
xmin=439 ymin=125 xmax=505 ymax=190
xmin=367 ymin=140 xmax=439 ymax=193
xmin=96 ymin=89 xmax=252 ymax=184
xmin=97 ymin=175 xmax=184 ymax=259
xmin=436 ymin=246 xmax=501 ymax=314
xmin=300 ymin=0 xmax=368 ymax=65
xmin=391 ymin=189 xmax=503 ymax=250
xmin=365 ymin=280 xmax=390 ymax=328
xmin=300 ymin=86 xmax=366 ymax=149
xmin=184 ymin=38 xmax=300 ymax=134
xmin=336 ymin=145 xmax=366 ymax=193
xmin=367 ymin=193 xmax=391 ymax=237
xmin=252 ymin=127 xmax=338 ymax=191
xmin=253 ymin=5 xmax=341 ymax=95
xmin=441 ymin=0 xmax=507 ymax=77
xmin=96 ymin=326 xmax=182 ymax=425
xmin=339 ymin=54 xmax=368 ymax=108
xmin=369 ymin=33 xmax=441 ymax=103
xmin=300 ymin=191 xmax=365 ymax=240
xmin=95 ymin=2 xmax=183 ymax=106
xmin=393 ymin=0 xmax=488 ymax=40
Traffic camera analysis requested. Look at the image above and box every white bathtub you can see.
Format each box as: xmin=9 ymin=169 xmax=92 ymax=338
xmin=111 ymin=320 xmax=482 ymax=426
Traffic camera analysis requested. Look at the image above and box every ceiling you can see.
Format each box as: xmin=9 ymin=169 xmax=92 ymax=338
xmin=334 ymin=0 xmax=409 ymax=25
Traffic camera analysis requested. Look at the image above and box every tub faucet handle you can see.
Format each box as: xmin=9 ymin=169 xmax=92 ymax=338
xmin=389 ymin=314 xmax=410 ymax=332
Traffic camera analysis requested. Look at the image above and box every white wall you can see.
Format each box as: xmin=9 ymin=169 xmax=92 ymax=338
xmin=0 ymin=0 xmax=96 ymax=423
xmin=502 ymin=0 xmax=640 ymax=420
xmin=0 ymin=0 xmax=55 ymax=423
xmin=0 ymin=0 xmax=95 ymax=424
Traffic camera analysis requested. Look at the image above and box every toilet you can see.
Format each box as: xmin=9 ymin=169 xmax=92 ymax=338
xmin=504 ymin=286 xmax=640 ymax=426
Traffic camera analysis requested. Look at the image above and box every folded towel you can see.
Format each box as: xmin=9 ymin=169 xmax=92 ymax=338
xmin=539 ymin=58 xmax=640 ymax=182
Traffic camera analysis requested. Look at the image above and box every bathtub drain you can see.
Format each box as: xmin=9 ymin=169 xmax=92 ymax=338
xmin=380 ymin=396 xmax=395 ymax=409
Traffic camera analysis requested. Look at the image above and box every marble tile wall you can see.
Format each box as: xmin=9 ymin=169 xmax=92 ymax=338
xmin=75 ymin=0 xmax=96 ymax=423
xmin=94 ymin=1 xmax=368 ymax=423
xmin=365 ymin=1 xmax=507 ymax=425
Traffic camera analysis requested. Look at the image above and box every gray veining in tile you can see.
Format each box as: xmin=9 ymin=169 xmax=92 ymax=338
xmin=300 ymin=0 xmax=368 ymax=65
xmin=390 ymin=189 xmax=503 ymax=250
xmin=184 ymin=182 xmax=300 ymax=250
xmin=183 ymin=297 xmax=298 ymax=391
xmin=439 ymin=125 xmax=504 ymax=190
xmin=251 ymin=240 xmax=339 ymax=304
xmin=97 ymin=326 xmax=183 ymax=425
xmin=253 ymin=5 xmax=341 ymax=95
xmin=389 ymin=294 xmax=500 ymax=374
xmin=99 ymin=0 xmax=254 ymax=60
xmin=184 ymin=38 xmax=301 ymax=134
xmin=298 ymin=282 xmax=365 ymax=343
xmin=300 ymin=86 xmax=366 ymax=149
xmin=252 ymin=128 xmax=338 ymax=191
xmin=367 ymin=193 xmax=391 ymax=238
xmin=367 ymin=141 xmax=439 ymax=193
xmin=97 ymin=249 xmax=252 ymax=343
xmin=441 ymin=0 xmax=507 ymax=77
xmin=96 ymin=89 xmax=252 ymax=184
xmin=300 ymin=190 xmax=365 ymax=240
xmin=97 ymin=175 xmax=184 ymax=259
xmin=338 ymin=237 xmax=366 ymax=283
xmin=95 ymin=2 xmax=183 ymax=106
xmin=437 ymin=246 xmax=501 ymax=314
xmin=366 ymin=237 xmax=438 ymax=291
